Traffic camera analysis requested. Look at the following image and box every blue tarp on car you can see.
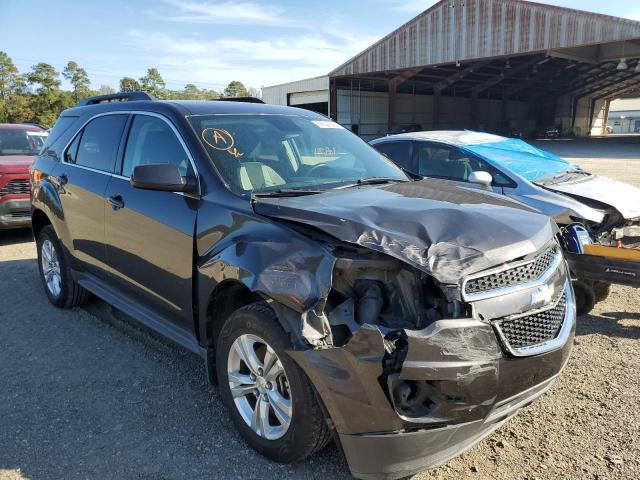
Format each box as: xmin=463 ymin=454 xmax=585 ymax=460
xmin=460 ymin=138 xmax=578 ymax=182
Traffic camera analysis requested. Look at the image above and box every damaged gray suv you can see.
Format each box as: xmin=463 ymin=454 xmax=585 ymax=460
xmin=31 ymin=93 xmax=575 ymax=480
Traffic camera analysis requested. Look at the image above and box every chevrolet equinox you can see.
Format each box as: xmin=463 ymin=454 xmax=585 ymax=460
xmin=31 ymin=92 xmax=575 ymax=479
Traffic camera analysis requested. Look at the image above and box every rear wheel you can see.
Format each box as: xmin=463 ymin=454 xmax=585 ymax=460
xmin=37 ymin=225 xmax=91 ymax=308
xmin=216 ymin=303 xmax=331 ymax=463
xmin=573 ymin=280 xmax=596 ymax=316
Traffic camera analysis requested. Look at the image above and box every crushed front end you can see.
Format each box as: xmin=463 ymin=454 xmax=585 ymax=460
xmin=290 ymin=242 xmax=575 ymax=480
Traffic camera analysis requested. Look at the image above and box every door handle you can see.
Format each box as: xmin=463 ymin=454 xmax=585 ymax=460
xmin=108 ymin=194 xmax=125 ymax=210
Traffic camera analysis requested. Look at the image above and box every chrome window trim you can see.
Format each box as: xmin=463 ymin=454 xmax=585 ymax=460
xmin=461 ymin=245 xmax=563 ymax=302
xmin=493 ymin=279 xmax=575 ymax=357
xmin=61 ymin=110 xmax=201 ymax=195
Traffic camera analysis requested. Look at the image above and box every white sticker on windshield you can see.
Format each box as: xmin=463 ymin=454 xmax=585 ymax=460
xmin=312 ymin=120 xmax=343 ymax=129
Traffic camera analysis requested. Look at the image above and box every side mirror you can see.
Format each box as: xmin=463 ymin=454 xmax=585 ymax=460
xmin=469 ymin=171 xmax=493 ymax=188
xmin=130 ymin=164 xmax=196 ymax=193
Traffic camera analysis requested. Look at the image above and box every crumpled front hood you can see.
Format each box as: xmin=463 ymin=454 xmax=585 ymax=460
xmin=253 ymin=179 xmax=555 ymax=284
xmin=0 ymin=155 xmax=35 ymax=173
xmin=543 ymin=175 xmax=640 ymax=220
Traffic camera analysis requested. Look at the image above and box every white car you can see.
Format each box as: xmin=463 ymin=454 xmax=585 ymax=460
xmin=371 ymin=131 xmax=640 ymax=313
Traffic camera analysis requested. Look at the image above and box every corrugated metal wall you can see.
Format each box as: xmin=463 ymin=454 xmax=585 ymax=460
xmin=262 ymin=76 xmax=329 ymax=105
xmin=337 ymin=89 xmax=530 ymax=140
xmin=331 ymin=0 xmax=640 ymax=77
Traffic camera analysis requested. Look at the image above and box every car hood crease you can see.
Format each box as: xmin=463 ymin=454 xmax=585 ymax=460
xmin=253 ymin=179 xmax=555 ymax=285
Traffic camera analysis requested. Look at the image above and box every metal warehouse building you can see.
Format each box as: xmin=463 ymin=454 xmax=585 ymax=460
xmin=262 ymin=0 xmax=640 ymax=140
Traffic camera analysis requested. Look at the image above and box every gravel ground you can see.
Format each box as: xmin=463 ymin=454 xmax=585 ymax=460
xmin=1 ymin=139 xmax=639 ymax=480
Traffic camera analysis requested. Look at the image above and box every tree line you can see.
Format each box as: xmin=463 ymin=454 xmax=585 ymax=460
xmin=0 ymin=51 xmax=259 ymax=127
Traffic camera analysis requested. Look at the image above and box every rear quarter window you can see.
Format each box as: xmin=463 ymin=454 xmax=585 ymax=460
xmin=374 ymin=141 xmax=413 ymax=170
xmin=41 ymin=116 xmax=79 ymax=152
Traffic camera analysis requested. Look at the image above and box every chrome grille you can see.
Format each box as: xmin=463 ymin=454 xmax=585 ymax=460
xmin=0 ymin=179 xmax=31 ymax=196
xmin=6 ymin=211 xmax=30 ymax=219
xmin=464 ymin=246 xmax=558 ymax=295
xmin=496 ymin=293 xmax=567 ymax=350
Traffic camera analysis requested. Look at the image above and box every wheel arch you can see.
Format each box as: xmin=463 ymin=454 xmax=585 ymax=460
xmin=31 ymin=208 xmax=51 ymax=239
xmin=202 ymin=279 xmax=264 ymax=384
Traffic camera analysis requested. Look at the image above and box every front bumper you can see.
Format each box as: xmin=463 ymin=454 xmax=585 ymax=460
xmin=0 ymin=197 xmax=31 ymax=229
xmin=340 ymin=374 xmax=555 ymax=480
xmin=290 ymin=282 xmax=575 ymax=480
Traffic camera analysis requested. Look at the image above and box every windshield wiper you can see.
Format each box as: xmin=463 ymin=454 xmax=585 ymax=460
xmin=339 ymin=177 xmax=408 ymax=189
xmin=252 ymin=188 xmax=324 ymax=198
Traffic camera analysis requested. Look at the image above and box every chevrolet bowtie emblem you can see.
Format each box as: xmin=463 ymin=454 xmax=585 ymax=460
xmin=531 ymin=284 xmax=553 ymax=308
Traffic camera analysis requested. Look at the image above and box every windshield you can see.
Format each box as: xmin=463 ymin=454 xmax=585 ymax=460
xmin=188 ymin=114 xmax=407 ymax=193
xmin=0 ymin=129 xmax=48 ymax=156
xmin=462 ymin=138 xmax=578 ymax=182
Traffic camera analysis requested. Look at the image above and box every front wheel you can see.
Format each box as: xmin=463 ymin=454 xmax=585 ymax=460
xmin=216 ymin=303 xmax=331 ymax=463
xmin=573 ymin=280 xmax=596 ymax=316
xmin=593 ymin=282 xmax=611 ymax=303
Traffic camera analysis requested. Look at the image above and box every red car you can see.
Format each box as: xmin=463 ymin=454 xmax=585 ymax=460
xmin=0 ymin=124 xmax=48 ymax=229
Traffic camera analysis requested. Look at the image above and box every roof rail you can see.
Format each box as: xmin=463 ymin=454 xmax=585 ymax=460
xmin=76 ymin=91 xmax=155 ymax=107
xmin=217 ymin=97 xmax=265 ymax=104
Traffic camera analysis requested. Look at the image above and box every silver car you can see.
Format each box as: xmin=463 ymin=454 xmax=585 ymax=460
xmin=370 ymin=131 xmax=640 ymax=314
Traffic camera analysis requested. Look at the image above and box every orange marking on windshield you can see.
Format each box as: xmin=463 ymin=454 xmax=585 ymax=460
xmin=201 ymin=127 xmax=244 ymax=159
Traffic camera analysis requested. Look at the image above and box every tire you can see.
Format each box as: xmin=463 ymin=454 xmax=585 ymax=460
xmin=216 ymin=302 xmax=331 ymax=463
xmin=572 ymin=280 xmax=596 ymax=316
xmin=37 ymin=225 xmax=91 ymax=308
xmin=593 ymin=282 xmax=611 ymax=303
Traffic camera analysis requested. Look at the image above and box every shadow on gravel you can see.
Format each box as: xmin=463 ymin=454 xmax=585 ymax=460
xmin=0 ymin=257 xmax=350 ymax=480
xmin=576 ymin=311 xmax=640 ymax=340
xmin=0 ymin=228 xmax=32 ymax=246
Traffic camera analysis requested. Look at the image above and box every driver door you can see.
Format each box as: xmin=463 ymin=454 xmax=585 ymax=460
xmin=104 ymin=113 xmax=198 ymax=331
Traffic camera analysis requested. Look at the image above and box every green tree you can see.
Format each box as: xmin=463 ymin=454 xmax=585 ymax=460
xmin=0 ymin=51 xmax=20 ymax=121
xmin=63 ymin=61 xmax=91 ymax=102
xmin=139 ymin=68 xmax=166 ymax=97
xmin=96 ymin=85 xmax=115 ymax=95
xmin=120 ymin=76 xmax=141 ymax=92
xmin=5 ymin=75 xmax=33 ymax=123
xmin=223 ymin=80 xmax=249 ymax=98
xmin=183 ymin=83 xmax=200 ymax=99
xmin=26 ymin=63 xmax=63 ymax=126
xmin=26 ymin=63 xmax=61 ymax=94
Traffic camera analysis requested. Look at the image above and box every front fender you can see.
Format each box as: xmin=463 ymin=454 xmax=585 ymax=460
xmin=195 ymin=203 xmax=335 ymax=346
xmin=31 ymin=158 xmax=69 ymax=243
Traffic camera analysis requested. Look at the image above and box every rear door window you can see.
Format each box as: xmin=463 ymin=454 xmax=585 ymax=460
xmin=68 ymin=115 xmax=128 ymax=172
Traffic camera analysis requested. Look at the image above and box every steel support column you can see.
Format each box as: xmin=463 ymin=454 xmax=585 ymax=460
xmin=329 ymin=78 xmax=337 ymax=121
xmin=601 ymin=98 xmax=611 ymax=135
xmin=587 ymin=97 xmax=596 ymax=133
xmin=388 ymin=81 xmax=397 ymax=130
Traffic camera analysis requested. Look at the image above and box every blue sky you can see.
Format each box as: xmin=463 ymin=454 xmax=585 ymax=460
xmin=1 ymin=0 xmax=639 ymax=92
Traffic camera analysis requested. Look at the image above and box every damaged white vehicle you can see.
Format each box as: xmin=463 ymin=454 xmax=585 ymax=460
xmin=371 ymin=131 xmax=640 ymax=313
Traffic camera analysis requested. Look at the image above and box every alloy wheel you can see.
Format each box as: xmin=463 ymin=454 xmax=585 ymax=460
xmin=227 ymin=333 xmax=292 ymax=440
xmin=41 ymin=239 xmax=62 ymax=297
